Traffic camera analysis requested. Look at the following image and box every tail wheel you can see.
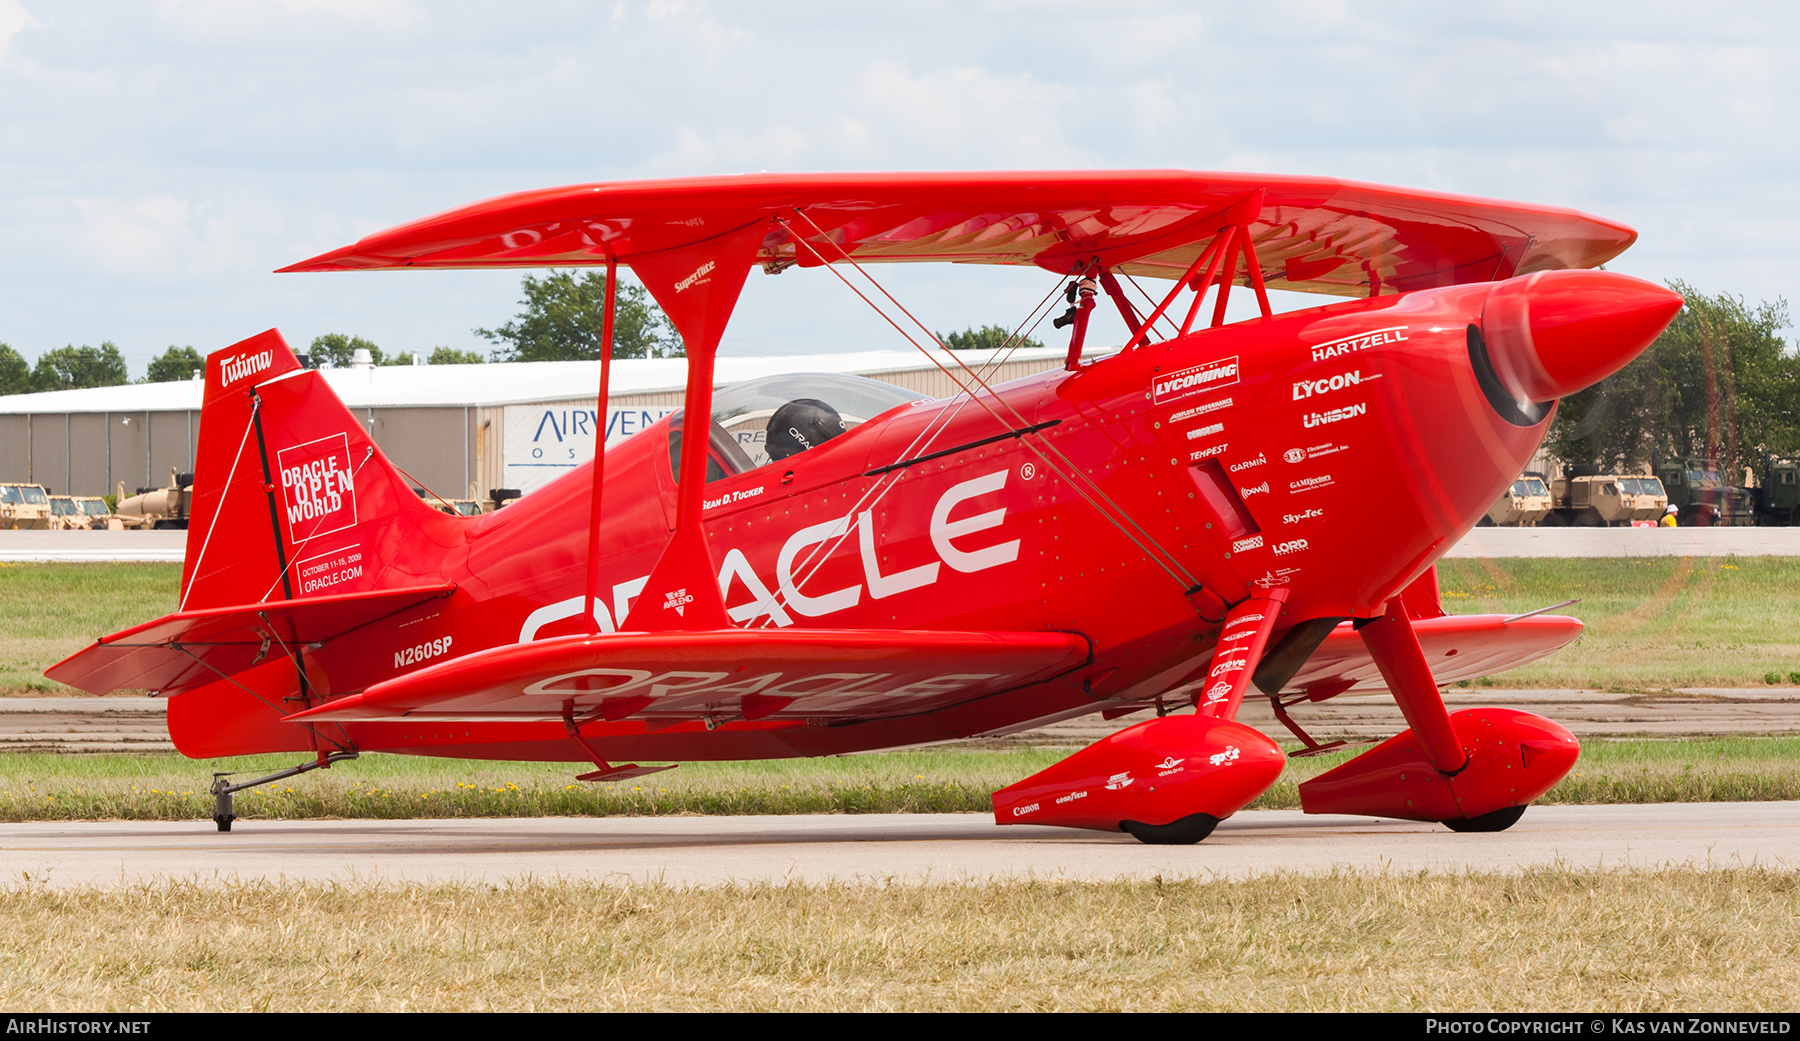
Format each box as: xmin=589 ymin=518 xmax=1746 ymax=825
xmin=1442 ymin=804 xmax=1528 ymax=833
xmin=1121 ymin=813 xmax=1220 ymax=845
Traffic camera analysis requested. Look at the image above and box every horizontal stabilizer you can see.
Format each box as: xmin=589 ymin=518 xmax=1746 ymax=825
xmin=1279 ymin=612 xmax=1581 ymax=697
xmin=46 ymin=583 xmax=456 ymax=696
xmin=286 ymin=628 xmax=1091 ymax=724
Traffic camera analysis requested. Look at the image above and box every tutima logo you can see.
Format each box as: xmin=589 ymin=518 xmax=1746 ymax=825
xmin=1231 ymin=534 xmax=1264 ymax=552
xmin=1185 ymin=422 xmax=1225 ymax=441
xmin=1302 ymin=403 xmax=1367 ymax=428
xmin=277 ymin=433 xmax=358 ymax=542
xmin=1308 ymin=326 xmax=1408 ymax=362
xmin=1169 ymin=396 xmax=1233 ymax=423
xmin=1152 ymin=356 xmax=1239 ymax=404
xmin=221 ymin=349 xmax=273 ymax=387
xmin=1272 ymin=538 xmax=1309 ymax=556
xmin=1292 ymin=369 xmax=1378 ymax=400
xmin=1228 ymin=453 xmax=1267 ymax=473
xmin=674 ymin=260 xmax=716 ymax=293
xmin=1240 ymin=481 xmax=1270 ymax=497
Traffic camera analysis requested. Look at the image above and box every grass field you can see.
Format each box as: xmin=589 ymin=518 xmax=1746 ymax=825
xmin=4 ymin=558 xmax=1800 ymax=694
xmin=0 ymin=737 xmax=1793 ymax=823
xmin=0 ymin=868 xmax=1793 ymax=1011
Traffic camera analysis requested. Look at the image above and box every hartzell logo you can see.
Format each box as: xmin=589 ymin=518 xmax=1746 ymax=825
xmin=1152 ymin=356 xmax=1239 ymax=404
xmin=221 ymin=349 xmax=273 ymax=387
xmin=1308 ymin=326 xmax=1408 ymax=362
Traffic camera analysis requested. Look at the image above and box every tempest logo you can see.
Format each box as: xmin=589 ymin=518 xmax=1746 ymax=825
xmin=1308 ymin=326 xmax=1408 ymax=362
xmin=1292 ymin=369 xmax=1377 ymax=400
xmin=1152 ymin=356 xmax=1239 ymax=404
xmin=1302 ymin=403 xmax=1367 ymax=428
xmin=277 ymin=433 xmax=358 ymax=541
xmin=1190 ymin=444 xmax=1229 ymax=461
xmin=221 ymin=349 xmax=273 ymax=387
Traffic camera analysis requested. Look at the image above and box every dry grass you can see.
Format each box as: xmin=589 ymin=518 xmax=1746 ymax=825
xmin=0 ymin=868 xmax=1793 ymax=1011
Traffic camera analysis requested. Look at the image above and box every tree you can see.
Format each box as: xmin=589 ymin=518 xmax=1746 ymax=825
xmin=144 ymin=345 xmax=204 ymax=383
xmin=476 ymin=270 xmax=679 ymax=361
xmin=1547 ymin=281 xmax=1800 ymax=480
xmin=936 ymin=324 xmax=1044 ymax=351
xmin=31 ymin=343 xmax=129 ymax=392
xmin=0 ymin=344 xmax=29 ymax=395
xmin=309 ymin=333 xmax=385 ymax=368
xmin=428 ymin=347 xmax=486 ymax=365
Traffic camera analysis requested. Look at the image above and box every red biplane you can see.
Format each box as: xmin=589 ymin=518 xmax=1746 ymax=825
xmin=49 ymin=171 xmax=1680 ymax=842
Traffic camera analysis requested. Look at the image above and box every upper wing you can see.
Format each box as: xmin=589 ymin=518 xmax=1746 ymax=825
xmin=285 ymin=627 xmax=1091 ymax=725
xmin=278 ymin=170 xmax=1635 ymax=300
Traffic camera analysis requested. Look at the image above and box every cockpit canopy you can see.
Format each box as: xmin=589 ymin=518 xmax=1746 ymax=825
xmin=670 ymin=372 xmax=930 ymax=483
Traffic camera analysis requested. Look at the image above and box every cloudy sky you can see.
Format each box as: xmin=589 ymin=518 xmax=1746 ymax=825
xmin=1 ymin=0 xmax=1795 ymax=373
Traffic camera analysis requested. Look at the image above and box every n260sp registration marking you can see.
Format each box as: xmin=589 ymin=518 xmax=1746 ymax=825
xmin=396 ymin=636 xmax=454 ymax=670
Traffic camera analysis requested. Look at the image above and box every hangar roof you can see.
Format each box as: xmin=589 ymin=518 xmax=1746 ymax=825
xmin=0 ymin=346 xmax=1073 ymax=413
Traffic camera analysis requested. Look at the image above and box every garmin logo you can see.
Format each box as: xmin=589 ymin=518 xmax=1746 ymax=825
xmin=221 ymin=350 xmax=273 ymax=387
xmin=1229 ymin=453 xmax=1267 ymax=473
xmin=1153 ymin=356 xmax=1239 ymax=404
xmin=1308 ymin=326 xmax=1407 ymax=362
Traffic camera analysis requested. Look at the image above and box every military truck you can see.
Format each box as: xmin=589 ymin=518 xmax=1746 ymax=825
xmin=1541 ymin=468 xmax=1669 ymax=526
xmin=1481 ymin=471 xmax=1553 ymax=526
xmin=1655 ymin=457 xmax=1754 ymax=526
xmin=1753 ymin=456 xmax=1799 ymax=526
xmin=0 ymin=483 xmax=52 ymax=529
xmin=116 ymin=469 xmax=195 ymax=530
xmin=48 ymin=495 xmax=122 ymax=530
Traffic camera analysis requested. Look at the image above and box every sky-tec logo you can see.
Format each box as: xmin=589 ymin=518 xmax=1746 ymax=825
xmin=1292 ymin=369 xmax=1377 ymax=400
xmin=221 ymin=349 xmax=272 ymax=387
xmin=1308 ymin=326 xmax=1407 ymax=362
xmin=1303 ymin=403 xmax=1367 ymax=428
xmin=1153 ymin=356 xmax=1239 ymax=404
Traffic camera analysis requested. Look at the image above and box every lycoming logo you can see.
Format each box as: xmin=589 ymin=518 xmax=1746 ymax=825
xmin=1272 ymin=539 xmax=1309 ymax=556
xmin=1152 ymin=356 xmax=1239 ymax=404
xmin=221 ymin=350 xmax=273 ymax=387
xmin=1231 ymin=534 xmax=1264 ymax=552
xmin=1292 ymin=370 xmax=1372 ymax=400
xmin=1302 ymin=403 xmax=1367 ymax=428
xmin=1308 ymin=326 xmax=1408 ymax=362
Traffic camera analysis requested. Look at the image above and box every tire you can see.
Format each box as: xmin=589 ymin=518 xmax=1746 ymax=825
xmin=1121 ymin=813 xmax=1220 ymax=845
xmin=1575 ymin=508 xmax=1604 ymax=527
xmin=1442 ymin=804 xmax=1528 ymax=833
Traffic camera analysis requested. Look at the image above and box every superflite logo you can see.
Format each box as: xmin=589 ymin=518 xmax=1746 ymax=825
xmin=277 ymin=433 xmax=357 ymax=541
xmin=221 ymin=349 xmax=273 ymax=387
xmin=1308 ymin=326 xmax=1408 ymax=362
xmin=675 ymin=260 xmax=716 ymax=293
xmin=1152 ymin=356 xmax=1239 ymax=404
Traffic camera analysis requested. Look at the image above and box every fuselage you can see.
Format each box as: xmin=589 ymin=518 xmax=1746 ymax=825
xmin=257 ymin=281 xmax=1542 ymax=763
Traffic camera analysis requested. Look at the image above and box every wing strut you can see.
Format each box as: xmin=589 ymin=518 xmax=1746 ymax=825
xmin=1122 ymin=190 xmax=1274 ymax=353
xmin=1195 ymin=587 xmax=1290 ymax=720
xmin=582 ymin=255 xmax=618 ymax=636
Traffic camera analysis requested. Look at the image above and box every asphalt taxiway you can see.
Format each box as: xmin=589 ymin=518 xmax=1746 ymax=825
xmin=0 ymin=803 xmax=1792 ymax=888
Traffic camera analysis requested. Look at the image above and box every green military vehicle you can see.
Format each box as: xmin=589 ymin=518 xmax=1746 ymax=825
xmin=1655 ymin=457 xmax=1754 ymax=526
xmin=1753 ymin=456 xmax=1799 ymax=526
xmin=1481 ymin=471 xmax=1553 ymax=526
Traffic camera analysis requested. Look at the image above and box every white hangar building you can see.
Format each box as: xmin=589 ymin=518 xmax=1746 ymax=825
xmin=0 ymin=347 xmax=1074 ymax=500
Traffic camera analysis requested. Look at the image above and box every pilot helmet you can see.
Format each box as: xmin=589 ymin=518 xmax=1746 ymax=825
xmin=766 ymin=398 xmax=846 ymax=461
